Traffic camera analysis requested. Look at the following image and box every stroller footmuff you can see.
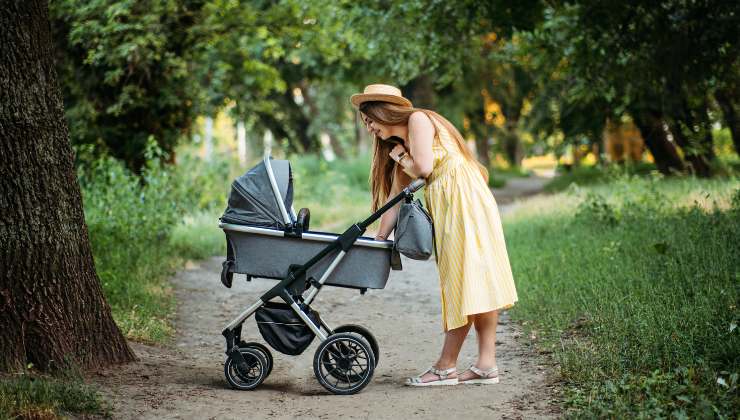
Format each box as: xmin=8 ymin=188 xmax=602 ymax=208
xmin=256 ymin=301 xmax=318 ymax=355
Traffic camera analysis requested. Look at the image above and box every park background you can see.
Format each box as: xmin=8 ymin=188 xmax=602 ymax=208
xmin=1 ymin=0 xmax=738 ymax=418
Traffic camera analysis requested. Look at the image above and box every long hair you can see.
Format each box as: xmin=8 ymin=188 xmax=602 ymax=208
xmin=359 ymin=101 xmax=489 ymax=212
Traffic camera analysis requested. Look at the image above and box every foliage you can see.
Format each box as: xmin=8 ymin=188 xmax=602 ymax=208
xmin=77 ymin=145 xmax=181 ymax=342
xmin=0 ymin=371 xmax=108 ymax=419
xmin=504 ymin=177 xmax=740 ymax=417
xmin=76 ymin=141 xmax=240 ymax=342
xmin=50 ymin=1 xmax=739 ymax=173
xmin=51 ymin=0 xmax=204 ymax=170
xmin=513 ymin=0 xmax=739 ymax=175
xmin=289 ymin=152 xmax=379 ymax=232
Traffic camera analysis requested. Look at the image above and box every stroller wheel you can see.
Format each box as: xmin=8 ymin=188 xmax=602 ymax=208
xmin=239 ymin=341 xmax=273 ymax=379
xmin=224 ymin=347 xmax=268 ymax=390
xmin=332 ymin=325 xmax=379 ymax=367
xmin=313 ymin=333 xmax=375 ymax=395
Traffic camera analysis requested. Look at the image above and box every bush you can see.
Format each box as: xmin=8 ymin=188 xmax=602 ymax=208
xmin=76 ymin=142 xmax=240 ymax=343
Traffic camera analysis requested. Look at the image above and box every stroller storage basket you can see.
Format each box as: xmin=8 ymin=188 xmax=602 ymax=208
xmin=256 ymin=301 xmax=319 ymax=355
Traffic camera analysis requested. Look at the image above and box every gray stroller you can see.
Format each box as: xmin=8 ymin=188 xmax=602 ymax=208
xmin=219 ymin=155 xmax=424 ymax=395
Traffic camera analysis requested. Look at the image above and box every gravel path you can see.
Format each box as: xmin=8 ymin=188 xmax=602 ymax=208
xmin=92 ymin=175 xmax=560 ymax=419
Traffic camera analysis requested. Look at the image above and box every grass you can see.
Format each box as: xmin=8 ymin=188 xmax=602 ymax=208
xmin=77 ymin=144 xmax=240 ymax=344
xmin=503 ymin=175 xmax=740 ymax=417
xmin=0 ymin=372 xmax=109 ymax=419
xmin=543 ymin=162 xmax=657 ymax=193
xmin=489 ymin=165 xmax=531 ymax=188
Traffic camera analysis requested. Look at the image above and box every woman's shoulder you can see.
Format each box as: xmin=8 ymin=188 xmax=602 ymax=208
xmin=408 ymin=110 xmax=435 ymax=128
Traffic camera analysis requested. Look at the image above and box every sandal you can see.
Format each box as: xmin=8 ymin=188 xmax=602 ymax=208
xmin=458 ymin=365 xmax=499 ymax=385
xmin=405 ymin=366 xmax=458 ymax=387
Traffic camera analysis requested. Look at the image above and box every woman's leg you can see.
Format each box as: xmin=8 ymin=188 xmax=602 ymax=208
xmin=459 ymin=310 xmax=499 ymax=380
xmin=417 ymin=320 xmax=471 ymax=383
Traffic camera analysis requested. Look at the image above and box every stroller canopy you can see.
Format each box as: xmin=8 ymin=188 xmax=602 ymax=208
xmin=221 ymin=156 xmax=294 ymax=229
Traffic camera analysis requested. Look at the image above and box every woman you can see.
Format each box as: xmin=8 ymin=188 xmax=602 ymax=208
xmin=350 ymin=84 xmax=518 ymax=386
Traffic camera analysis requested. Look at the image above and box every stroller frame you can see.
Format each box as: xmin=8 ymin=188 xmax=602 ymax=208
xmin=220 ymin=156 xmax=425 ymax=394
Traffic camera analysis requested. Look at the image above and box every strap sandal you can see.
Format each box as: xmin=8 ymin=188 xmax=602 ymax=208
xmin=405 ymin=366 xmax=459 ymax=387
xmin=459 ymin=365 xmax=499 ymax=385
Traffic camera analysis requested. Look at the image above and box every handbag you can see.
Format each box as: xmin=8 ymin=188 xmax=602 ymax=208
xmin=393 ymin=197 xmax=435 ymax=260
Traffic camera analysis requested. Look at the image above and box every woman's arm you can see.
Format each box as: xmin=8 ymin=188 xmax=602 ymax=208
xmin=389 ymin=111 xmax=435 ymax=178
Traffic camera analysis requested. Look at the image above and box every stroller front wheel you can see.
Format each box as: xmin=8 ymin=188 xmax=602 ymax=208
xmin=239 ymin=341 xmax=273 ymax=379
xmin=313 ymin=332 xmax=376 ymax=395
xmin=224 ymin=347 xmax=269 ymax=390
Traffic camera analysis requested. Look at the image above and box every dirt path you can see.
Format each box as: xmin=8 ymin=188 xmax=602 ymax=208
xmin=93 ymin=175 xmax=560 ymax=419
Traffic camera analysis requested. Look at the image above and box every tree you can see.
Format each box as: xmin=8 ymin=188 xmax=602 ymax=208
xmin=50 ymin=0 xmax=205 ymax=170
xmin=516 ymin=0 xmax=739 ymax=175
xmin=0 ymin=0 xmax=135 ymax=372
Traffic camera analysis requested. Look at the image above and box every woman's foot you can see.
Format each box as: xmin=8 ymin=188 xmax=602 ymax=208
xmin=458 ymin=365 xmax=499 ymax=384
xmin=405 ymin=365 xmax=458 ymax=386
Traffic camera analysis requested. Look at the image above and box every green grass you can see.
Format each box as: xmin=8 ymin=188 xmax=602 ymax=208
xmin=544 ymin=162 xmax=657 ymax=193
xmin=503 ymin=176 xmax=740 ymax=417
xmin=488 ymin=165 xmax=531 ymax=188
xmin=77 ymin=144 xmax=240 ymax=344
xmin=170 ymin=210 xmax=227 ymax=260
xmin=0 ymin=372 xmax=108 ymax=419
xmin=289 ymin=153 xmax=380 ymax=232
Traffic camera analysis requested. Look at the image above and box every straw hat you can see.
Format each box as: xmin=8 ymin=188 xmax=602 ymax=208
xmin=350 ymin=84 xmax=413 ymax=108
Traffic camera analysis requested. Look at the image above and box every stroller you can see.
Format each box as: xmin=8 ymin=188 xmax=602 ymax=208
xmin=219 ymin=155 xmax=424 ymax=395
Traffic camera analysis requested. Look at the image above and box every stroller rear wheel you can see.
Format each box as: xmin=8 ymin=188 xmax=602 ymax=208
xmin=224 ymin=347 xmax=268 ymax=390
xmin=239 ymin=341 xmax=273 ymax=379
xmin=313 ymin=333 xmax=375 ymax=395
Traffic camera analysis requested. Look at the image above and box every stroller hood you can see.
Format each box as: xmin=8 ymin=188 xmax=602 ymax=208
xmin=221 ymin=156 xmax=294 ymax=229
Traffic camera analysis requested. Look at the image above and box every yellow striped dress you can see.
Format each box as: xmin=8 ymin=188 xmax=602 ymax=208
xmin=423 ymin=116 xmax=518 ymax=331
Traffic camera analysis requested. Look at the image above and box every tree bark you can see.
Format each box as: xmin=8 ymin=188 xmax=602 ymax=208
xmin=0 ymin=0 xmax=135 ymax=372
xmin=631 ymin=109 xmax=685 ymax=175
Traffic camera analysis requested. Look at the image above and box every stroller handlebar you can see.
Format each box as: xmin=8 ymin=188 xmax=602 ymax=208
xmin=406 ymin=178 xmax=426 ymax=194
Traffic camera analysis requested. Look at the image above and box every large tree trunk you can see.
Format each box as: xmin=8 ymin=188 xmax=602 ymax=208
xmin=0 ymin=0 xmax=136 ymax=372
xmin=631 ymin=109 xmax=685 ymax=175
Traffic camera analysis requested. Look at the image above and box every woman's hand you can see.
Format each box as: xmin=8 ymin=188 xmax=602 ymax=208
xmin=389 ymin=144 xmax=407 ymax=163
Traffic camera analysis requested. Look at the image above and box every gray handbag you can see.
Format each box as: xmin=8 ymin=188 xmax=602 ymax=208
xmin=393 ymin=197 xmax=435 ymax=260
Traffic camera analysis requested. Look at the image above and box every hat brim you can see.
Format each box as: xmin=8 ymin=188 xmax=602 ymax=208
xmin=350 ymin=93 xmax=413 ymax=108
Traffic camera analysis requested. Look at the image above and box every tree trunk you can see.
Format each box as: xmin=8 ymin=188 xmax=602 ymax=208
xmin=667 ymin=119 xmax=712 ymax=177
xmin=236 ymin=120 xmax=248 ymax=165
xmin=0 ymin=0 xmax=136 ymax=372
xmin=402 ymin=75 xmax=437 ymax=109
xmin=631 ymin=109 xmax=685 ymax=175
xmin=203 ymin=116 xmax=214 ymax=161
xmin=466 ymin=110 xmax=491 ymax=169
xmin=715 ymin=88 xmax=740 ymax=155
xmin=503 ymin=127 xmax=523 ymax=167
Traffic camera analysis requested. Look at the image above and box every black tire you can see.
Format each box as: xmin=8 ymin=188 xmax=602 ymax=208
xmin=333 ymin=325 xmax=379 ymax=367
xmin=313 ymin=333 xmax=375 ymax=395
xmin=239 ymin=341 xmax=273 ymax=379
xmin=224 ymin=347 xmax=268 ymax=390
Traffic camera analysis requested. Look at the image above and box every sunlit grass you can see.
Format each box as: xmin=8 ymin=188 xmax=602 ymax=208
xmin=503 ymin=176 xmax=739 ymax=417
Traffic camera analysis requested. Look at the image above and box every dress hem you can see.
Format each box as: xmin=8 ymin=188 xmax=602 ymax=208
xmin=443 ymin=300 xmax=518 ymax=332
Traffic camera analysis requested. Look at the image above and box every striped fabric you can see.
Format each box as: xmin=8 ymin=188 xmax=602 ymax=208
xmin=423 ymin=116 xmax=518 ymax=331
